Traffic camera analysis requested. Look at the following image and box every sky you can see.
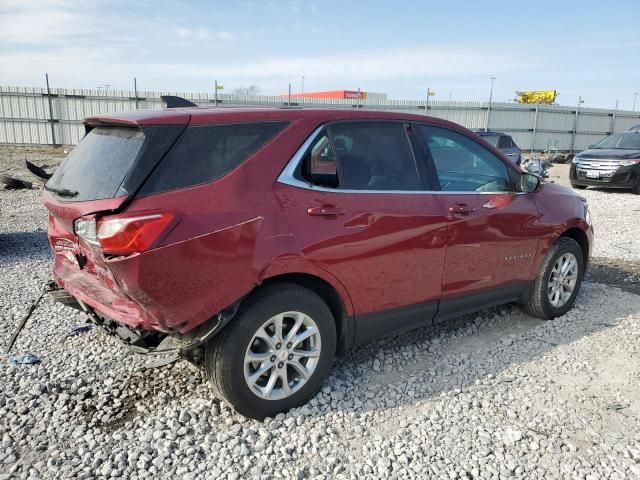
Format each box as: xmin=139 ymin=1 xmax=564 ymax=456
xmin=1 ymin=0 xmax=639 ymax=110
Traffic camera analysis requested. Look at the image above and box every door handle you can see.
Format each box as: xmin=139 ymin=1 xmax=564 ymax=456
xmin=448 ymin=204 xmax=476 ymax=214
xmin=505 ymin=153 xmax=515 ymax=156
xmin=307 ymin=206 xmax=346 ymax=217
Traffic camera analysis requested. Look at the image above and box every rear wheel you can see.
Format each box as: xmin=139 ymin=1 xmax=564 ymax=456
xmin=632 ymin=180 xmax=640 ymax=195
xmin=204 ymin=284 xmax=336 ymax=419
xmin=524 ymin=237 xmax=584 ymax=319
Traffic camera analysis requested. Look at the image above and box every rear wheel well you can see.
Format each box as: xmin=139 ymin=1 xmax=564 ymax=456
xmin=252 ymin=273 xmax=352 ymax=354
xmin=560 ymin=228 xmax=589 ymax=267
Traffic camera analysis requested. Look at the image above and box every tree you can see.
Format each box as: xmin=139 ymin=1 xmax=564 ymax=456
xmin=233 ymin=85 xmax=260 ymax=97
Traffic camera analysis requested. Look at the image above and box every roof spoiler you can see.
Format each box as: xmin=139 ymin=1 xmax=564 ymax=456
xmin=161 ymin=95 xmax=198 ymax=108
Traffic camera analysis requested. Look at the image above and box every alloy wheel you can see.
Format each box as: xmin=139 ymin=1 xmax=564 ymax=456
xmin=547 ymin=252 xmax=579 ymax=308
xmin=243 ymin=311 xmax=321 ymax=400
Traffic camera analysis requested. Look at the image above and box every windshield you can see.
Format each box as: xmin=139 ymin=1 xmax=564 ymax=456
xmin=46 ymin=127 xmax=144 ymax=201
xmin=592 ymin=132 xmax=640 ymax=150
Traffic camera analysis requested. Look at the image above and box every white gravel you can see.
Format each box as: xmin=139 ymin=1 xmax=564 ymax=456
xmin=1 ymin=165 xmax=640 ymax=479
xmin=548 ymin=163 xmax=640 ymax=261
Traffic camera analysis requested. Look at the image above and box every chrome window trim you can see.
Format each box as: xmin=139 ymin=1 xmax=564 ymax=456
xmin=276 ymin=124 xmax=526 ymax=196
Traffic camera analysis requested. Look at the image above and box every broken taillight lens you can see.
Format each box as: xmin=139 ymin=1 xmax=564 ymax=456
xmin=97 ymin=213 xmax=175 ymax=256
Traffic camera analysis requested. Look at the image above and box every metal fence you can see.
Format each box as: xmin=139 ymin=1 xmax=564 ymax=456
xmin=1 ymin=85 xmax=639 ymax=152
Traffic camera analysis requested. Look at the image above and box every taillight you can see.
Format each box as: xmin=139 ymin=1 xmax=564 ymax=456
xmin=75 ymin=218 xmax=99 ymax=245
xmin=97 ymin=213 xmax=175 ymax=256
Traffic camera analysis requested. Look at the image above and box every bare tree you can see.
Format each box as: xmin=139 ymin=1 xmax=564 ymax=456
xmin=233 ymin=85 xmax=260 ymax=97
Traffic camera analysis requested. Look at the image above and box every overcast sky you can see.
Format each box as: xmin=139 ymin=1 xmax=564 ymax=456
xmin=1 ymin=0 xmax=639 ymax=109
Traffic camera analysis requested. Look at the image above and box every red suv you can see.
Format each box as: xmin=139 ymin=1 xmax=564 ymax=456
xmin=43 ymin=105 xmax=593 ymax=418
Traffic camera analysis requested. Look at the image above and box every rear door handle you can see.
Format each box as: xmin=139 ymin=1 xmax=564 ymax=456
xmin=307 ymin=206 xmax=346 ymax=217
xmin=448 ymin=204 xmax=476 ymax=214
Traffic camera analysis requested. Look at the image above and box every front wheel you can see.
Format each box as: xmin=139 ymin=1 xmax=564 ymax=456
xmin=524 ymin=237 xmax=585 ymax=319
xmin=204 ymin=284 xmax=336 ymax=419
xmin=571 ymin=182 xmax=587 ymax=190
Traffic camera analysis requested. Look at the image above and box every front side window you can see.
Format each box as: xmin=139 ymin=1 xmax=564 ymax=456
xmin=140 ymin=121 xmax=288 ymax=194
xmin=301 ymin=122 xmax=420 ymax=191
xmin=419 ymin=126 xmax=513 ymax=192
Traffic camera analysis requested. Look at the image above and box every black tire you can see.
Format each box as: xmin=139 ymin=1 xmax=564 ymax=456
xmin=632 ymin=180 xmax=640 ymax=195
xmin=523 ymin=237 xmax=585 ymax=320
xmin=571 ymin=182 xmax=587 ymax=190
xmin=204 ymin=283 xmax=336 ymax=419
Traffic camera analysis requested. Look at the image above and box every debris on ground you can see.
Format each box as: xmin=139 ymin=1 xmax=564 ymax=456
xmin=25 ymin=159 xmax=53 ymax=182
xmin=0 ymin=173 xmax=33 ymax=190
xmin=66 ymin=323 xmax=94 ymax=337
xmin=139 ymin=353 xmax=181 ymax=370
xmin=8 ymin=352 xmax=41 ymax=366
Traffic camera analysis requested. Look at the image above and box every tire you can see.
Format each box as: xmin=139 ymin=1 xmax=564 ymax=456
xmin=632 ymin=180 xmax=640 ymax=195
xmin=204 ymin=283 xmax=336 ymax=419
xmin=571 ymin=182 xmax=587 ymax=190
xmin=523 ymin=237 xmax=584 ymax=320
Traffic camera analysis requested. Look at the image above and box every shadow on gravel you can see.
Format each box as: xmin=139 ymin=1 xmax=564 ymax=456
xmin=588 ymin=257 xmax=640 ymax=295
xmin=0 ymin=230 xmax=50 ymax=263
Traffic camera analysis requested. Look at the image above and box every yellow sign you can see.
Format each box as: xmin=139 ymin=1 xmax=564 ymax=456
xmin=215 ymin=85 xmax=224 ymax=90
xmin=516 ymin=90 xmax=557 ymax=104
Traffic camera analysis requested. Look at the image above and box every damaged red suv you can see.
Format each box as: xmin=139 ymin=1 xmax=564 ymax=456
xmin=43 ymin=104 xmax=593 ymax=418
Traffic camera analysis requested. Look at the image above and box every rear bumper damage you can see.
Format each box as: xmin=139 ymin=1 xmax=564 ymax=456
xmin=48 ymin=282 xmax=238 ymax=355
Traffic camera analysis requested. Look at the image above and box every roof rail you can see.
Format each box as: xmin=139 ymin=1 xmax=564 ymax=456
xmin=161 ymin=95 xmax=198 ymax=108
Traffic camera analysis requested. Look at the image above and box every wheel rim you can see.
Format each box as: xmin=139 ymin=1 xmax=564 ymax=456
xmin=243 ymin=311 xmax=321 ymax=401
xmin=547 ymin=252 xmax=579 ymax=308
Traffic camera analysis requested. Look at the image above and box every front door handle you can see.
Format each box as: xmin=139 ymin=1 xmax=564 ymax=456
xmin=448 ymin=204 xmax=476 ymax=214
xmin=307 ymin=206 xmax=346 ymax=217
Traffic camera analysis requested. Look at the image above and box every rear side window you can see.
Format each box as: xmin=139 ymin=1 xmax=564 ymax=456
xmin=140 ymin=121 xmax=288 ymax=194
xmin=47 ymin=127 xmax=144 ymax=201
xmin=300 ymin=122 xmax=420 ymax=191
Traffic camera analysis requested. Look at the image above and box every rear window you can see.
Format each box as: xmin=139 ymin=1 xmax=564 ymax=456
xmin=47 ymin=127 xmax=144 ymax=201
xmin=139 ymin=121 xmax=289 ymax=195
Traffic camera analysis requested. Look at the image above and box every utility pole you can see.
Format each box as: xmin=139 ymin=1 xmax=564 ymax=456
xmin=425 ymin=88 xmax=434 ymax=115
xmin=570 ymin=96 xmax=584 ymax=153
xmin=104 ymin=84 xmax=111 ymax=91
xmin=288 ymin=83 xmax=291 ymax=106
xmin=485 ymin=77 xmax=496 ymax=131
xmin=611 ymin=98 xmax=619 ymax=133
xmin=634 ymin=92 xmax=638 ymax=112
xmin=214 ymin=80 xmax=218 ymax=106
xmin=133 ymin=77 xmax=139 ymax=110
xmin=301 ymin=75 xmax=305 ymax=95
xmin=45 ymin=73 xmax=57 ymax=147
xmin=357 ymin=87 xmax=361 ymax=108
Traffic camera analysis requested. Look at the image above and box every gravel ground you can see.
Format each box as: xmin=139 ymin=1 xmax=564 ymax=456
xmin=1 ymin=149 xmax=640 ymax=479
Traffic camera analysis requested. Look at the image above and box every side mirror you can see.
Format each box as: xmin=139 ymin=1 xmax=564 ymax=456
xmin=588 ymin=144 xmax=595 ymax=149
xmin=521 ymin=172 xmax=541 ymax=193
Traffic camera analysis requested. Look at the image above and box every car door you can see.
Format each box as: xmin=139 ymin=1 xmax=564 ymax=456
xmin=274 ymin=121 xmax=449 ymax=344
xmin=414 ymin=124 xmax=540 ymax=319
